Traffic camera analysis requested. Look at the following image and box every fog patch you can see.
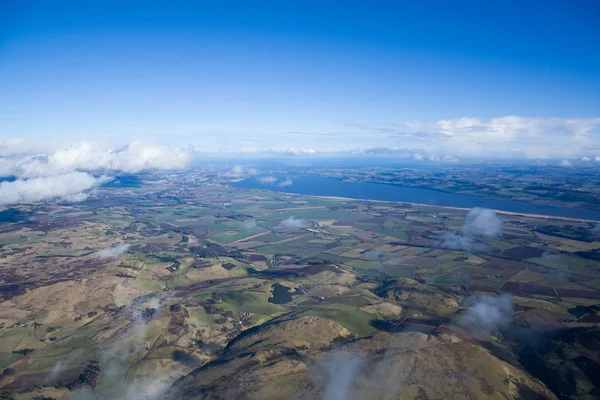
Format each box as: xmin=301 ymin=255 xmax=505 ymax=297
xmin=276 ymin=216 xmax=309 ymax=229
xmin=231 ymin=165 xmax=258 ymax=176
xmin=242 ymin=218 xmax=257 ymax=230
xmin=322 ymin=352 xmax=364 ymax=400
xmin=257 ymin=176 xmax=277 ymax=185
xmin=362 ymin=250 xmax=383 ymax=260
xmin=94 ymin=244 xmax=130 ymax=258
xmin=459 ymin=295 xmax=513 ymax=337
xmin=68 ymin=293 xmax=175 ymax=400
xmin=278 ymin=178 xmax=294 ymax=187
xmin=313 ymin=334 xmax=414 ymax=399
xmin=541 ymin=251 xmax=559 ymax=261
xmin=231 ymin=165 xmax=245 ymax=176
xmin=440 ymin=233 xmax=488 ymax=252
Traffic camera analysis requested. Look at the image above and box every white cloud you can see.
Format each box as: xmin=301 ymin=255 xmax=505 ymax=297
xmin=231 ymin=165 xmax=259 ymax=176
xmin=365 ymin=116 xmax=600 ymax=159
xmin=0 ymin=141 xmax=194 ymax=178
xmin=257 ymin=176 xmax=277 ymax=185
xmin=440 ymin=232 xmax=488 ymax=252
xmin=559 ymin=159 xmax=572 ymax=167
xmin=93 ymin=244 xmax=130 ymax=258
xmin=276 ymin=216 xmax=309 ymax=229
xmin=0 ymin=140 xmax=193 ymax=205
xmin=461 ymin=208 xmax=503 ymax=237
xmin=459 ymin=295 xmax=513 ymax=337
xmin=439 ymin=208 xmax=502 ymax=253
xmin=0 ymin=172 xmax=106 ymax=206
xmin=242 ymin=218 xmax=258 ymax=230
xmin=278 ymin=178 xmax=294 ymax=187
xmin=428 ymin=154 xmax=460 ymax=162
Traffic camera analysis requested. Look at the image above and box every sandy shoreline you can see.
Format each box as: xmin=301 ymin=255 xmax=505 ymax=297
xmin=294 ymin=194 xmax=599 ymax=223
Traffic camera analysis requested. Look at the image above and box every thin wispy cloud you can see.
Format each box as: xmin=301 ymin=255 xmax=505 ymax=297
xmin=366 ymin=116 xmax=600 ymax=159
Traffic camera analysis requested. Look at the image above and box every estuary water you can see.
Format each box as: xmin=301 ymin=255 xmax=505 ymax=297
xmin=231 ymin=175 xmax=600 ymax=221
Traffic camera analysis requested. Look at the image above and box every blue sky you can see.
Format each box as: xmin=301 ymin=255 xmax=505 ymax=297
xmin=1 ymin=0 xmax=599 ymax=157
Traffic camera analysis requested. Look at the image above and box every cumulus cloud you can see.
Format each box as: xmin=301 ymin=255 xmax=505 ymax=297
xmin=0 ymin=172 xmax=106 ymax=206
xmin=0 ymin=140 xmax=193 ymax=205
xmin=559 ymin=159 xmax=572 ymax=167
xmin=439 ymin=208 xmax=502 ymax=252
xmin=93 ymin=244 xmax=130 ymax=258
xmin=231 ymin=165 xmax=258 ymax=176
xmin=257 ymin=176 xmax=277 ymax=185
xmin=0 ymin=141 xmax=194 ymax=178
xmin=440 ymin=232 xmax=488 ymax=252
xmin=461 ymin=208 xmax=503 ymax=237
xmin=242 ymin=218 xmax=258 ymax=230
xmin=459 ymin=295 xmax=513 ymax=337
xmin=276 ymin=216 xmax=309 ymax=229
xmin=278 ymin=178 xmax=294 ymax=187
xmin=61 ymin=192 xmax=92 ymax=203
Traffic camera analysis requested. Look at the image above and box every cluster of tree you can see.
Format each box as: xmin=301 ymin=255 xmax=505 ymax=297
xmin=536 ymin=224 xmax=596 ymax=243
xmin=203 ymin=304 xmax=224 ymax=315
xmin=221 ymin=262 xmax=236 ymax=271
xmin=140 ymin=307 xmax=156 ymax=321
xmin=171 ymin=349 xmax=197 ymax=366
xmin=115 ymin=273 xmax=136 ymax=278
xmin=12 ymin=348 xmax=34 ymax=356
xmin=0 ymin=392 xmax=14 ymax=400
xmin=190 ymin=242 xmax=242 ymax=259
xmin=166 ymin=259 xmax=181 ymax=273
xmin=58 ymin=361 xmax=100 ymax=391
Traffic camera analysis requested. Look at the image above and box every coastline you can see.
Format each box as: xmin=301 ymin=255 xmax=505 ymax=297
xmin=282 ymin=192 xmax=600 ymax=223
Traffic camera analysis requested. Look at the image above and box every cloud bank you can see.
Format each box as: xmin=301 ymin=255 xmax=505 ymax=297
xmin=0 ymin=140 xmax=194 ymax=205
xmin=379 ymin=116 xmax=600 ymax=159
xmin=222 ymin=116 xmax=600 ymax=159
xmin=0 ymin=172 xmax=106 ymax=206
xmin=2 ymin=141 xmax=194 ymax=178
